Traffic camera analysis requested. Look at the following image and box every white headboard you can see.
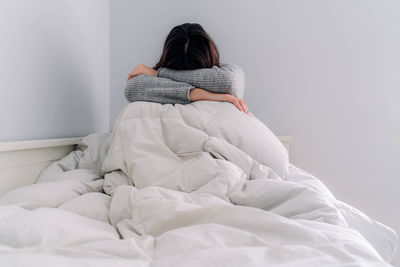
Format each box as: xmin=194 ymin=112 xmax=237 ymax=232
xmin=0 ymin=138 xmax=82 ymax=195
xmin=0 ymin=136 xmax=291 ymax=196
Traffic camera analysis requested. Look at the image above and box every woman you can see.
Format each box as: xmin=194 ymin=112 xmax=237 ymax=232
xmin=125 ymin=23 xmax=248 ymax=114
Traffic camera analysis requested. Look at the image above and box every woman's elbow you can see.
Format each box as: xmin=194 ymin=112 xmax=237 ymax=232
xmin=223 ymin=73 xmax=245 ymax=98
xmin=217 ymin=65 xmax=245 ymax=96
xmin=124 ymin=84 xmax=141 ymax=102
xmin=124 ymin=76 xmax=148 ymax=102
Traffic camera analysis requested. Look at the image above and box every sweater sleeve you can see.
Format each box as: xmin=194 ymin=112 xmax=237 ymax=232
xmin=157 ymin=63 xmax=245 ymax=99
xmin=124 ymin=75 xmax=195 ymax=104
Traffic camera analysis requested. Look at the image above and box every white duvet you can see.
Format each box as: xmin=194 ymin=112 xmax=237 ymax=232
xmin=0 ymin=102 xmax=398 ymax=266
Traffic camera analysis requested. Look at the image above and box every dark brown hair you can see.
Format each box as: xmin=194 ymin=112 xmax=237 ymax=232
xmin=154 ymin=23 xmax=220 ymax=70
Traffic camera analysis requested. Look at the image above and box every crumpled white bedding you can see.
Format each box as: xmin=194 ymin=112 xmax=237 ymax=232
xmin=0 ymin=102 xmax=398 ymax=266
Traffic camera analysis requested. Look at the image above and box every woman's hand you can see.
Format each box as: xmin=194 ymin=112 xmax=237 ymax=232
xmin=189 ymin=88 xmax=249 ymax=114
xmin=127 ymin=64 xmax=157 ymax=81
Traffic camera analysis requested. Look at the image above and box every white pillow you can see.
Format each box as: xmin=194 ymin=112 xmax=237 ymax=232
xmin=36 ymin=150 xmax=82 ymax=183
xmin=78 ymin=133 xmax=111 ymax=171
xmin=37 ymin=133 xmax=111 ymax=183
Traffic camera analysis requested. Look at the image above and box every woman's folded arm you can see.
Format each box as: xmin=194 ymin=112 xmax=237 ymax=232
xmin=125 ymin=75 xmax=194 ymax=104
xmin=157 ymin=63 xmax=245 ymax=99
xmin=124 ymin=74 xmax=249 ymax=113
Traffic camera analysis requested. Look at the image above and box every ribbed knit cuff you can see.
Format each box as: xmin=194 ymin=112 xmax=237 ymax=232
xmin=156 ymin=68 xmax=164 ymax=77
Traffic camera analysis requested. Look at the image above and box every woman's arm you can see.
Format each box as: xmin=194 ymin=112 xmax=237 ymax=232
xmin=125 ymin=64 xmax=248 ymax=113
xmin=157 ymin=64 xmax=245 ymax=99
xmin=125 ymin=75 xmax=194 ymax=104
xmin=189 ymin=88 xmax=248 ymax=114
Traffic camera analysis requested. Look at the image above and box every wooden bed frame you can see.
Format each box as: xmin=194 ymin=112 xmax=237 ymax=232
xmin=0 ymin=136 xmax=292 ymax=196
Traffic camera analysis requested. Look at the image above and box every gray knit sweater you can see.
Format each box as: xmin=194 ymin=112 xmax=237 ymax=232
xmin=124 ymin=64 xmax=245 ymax=104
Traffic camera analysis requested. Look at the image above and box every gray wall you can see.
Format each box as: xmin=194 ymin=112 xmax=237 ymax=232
xmin=110 ymin=0 xmax=400 ymax=234
xmin=0 ymin=0 xmax=109 ymax=141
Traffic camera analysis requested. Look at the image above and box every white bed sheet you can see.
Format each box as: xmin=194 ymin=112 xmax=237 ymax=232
xmin=0 ymin=164 xmax=397 ymax=266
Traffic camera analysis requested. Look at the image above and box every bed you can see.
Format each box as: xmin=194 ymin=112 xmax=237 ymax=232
xmin=0 ymin=136 xmax=290 ymax=195
xmin=0 ymin=101 xmax=398 ymax=266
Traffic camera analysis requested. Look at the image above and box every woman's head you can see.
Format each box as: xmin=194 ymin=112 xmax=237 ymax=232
xmin=154 ymin=23 xmax=220 ymax=70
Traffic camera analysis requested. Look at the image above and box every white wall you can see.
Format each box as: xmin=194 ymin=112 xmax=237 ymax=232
xmin=110 ymin=0 xmax=400 ymax=234
xmin=0 ymin=0 xmax=110 ymax=141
